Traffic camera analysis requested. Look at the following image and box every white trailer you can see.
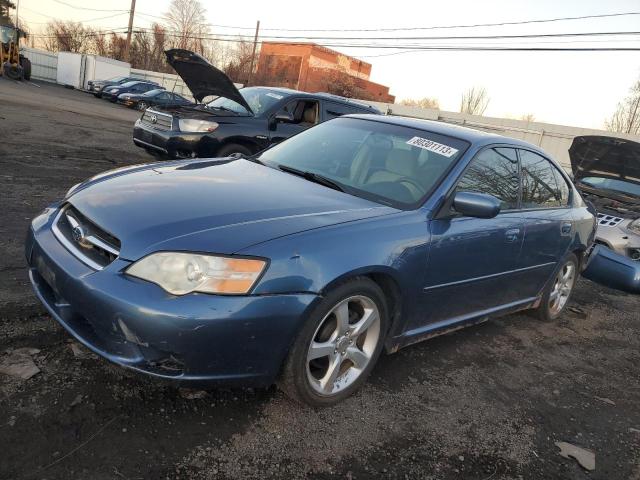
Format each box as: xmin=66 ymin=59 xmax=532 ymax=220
xmin=55 ymin=51 xmax=130 ymax=90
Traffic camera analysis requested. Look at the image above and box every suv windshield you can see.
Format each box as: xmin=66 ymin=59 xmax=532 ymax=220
xmin=206 ymin=87 xmax=284 ymax=116
xmin=259 ymin=117 xmax=468 ymax=209
xmin=580 ymin=176 xmax=640 ymax=198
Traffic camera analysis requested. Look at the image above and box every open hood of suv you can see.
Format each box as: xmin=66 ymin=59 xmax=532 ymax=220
xmin=569 ymin=135 xmax=640 ymax=186
xmin=164 ymin=49 xmax=253 ymax=114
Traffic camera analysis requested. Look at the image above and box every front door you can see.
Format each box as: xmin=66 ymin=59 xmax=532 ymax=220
xmin=412 ymin=147 xmax=524 ymax=333
xmin=269 ymin=99 xmax=319 ymax=145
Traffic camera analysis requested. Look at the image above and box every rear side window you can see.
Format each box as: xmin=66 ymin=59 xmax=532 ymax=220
xmin=456 ymin=147 xmax=519 ymax=210
xmin=324 ymin=101 xmax=366 ymax=120
xmin=520 ymin=150 xmax=563 ymax=208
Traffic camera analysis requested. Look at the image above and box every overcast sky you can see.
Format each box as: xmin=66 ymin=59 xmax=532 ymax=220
xmin=17 ymin=0 xmax=640 ymax=130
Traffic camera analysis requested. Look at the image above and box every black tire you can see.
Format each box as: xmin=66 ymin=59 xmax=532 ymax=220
xmin=534 ymin=253 xmax=579 ymax=322
xmin=5 ymin=64 xmax=22 ymax=80
xmin=216 ymin=143 xmax=252 ymax=158
xmin=279 ymin=277 xmax=389 ymax=407
xmin=20 ymin=57 xmax=31 ymax=81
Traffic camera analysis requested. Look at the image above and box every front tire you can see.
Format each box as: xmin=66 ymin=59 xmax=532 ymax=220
xmin=535 ymin=253 xmax=578 ymax=321
xmin=279 ymin=277 xmax=388 ymax=407
xmin=137 ymin=101 xmax=148 ymax=111
xmin=216 ymin=143 xmax=252 ymax=158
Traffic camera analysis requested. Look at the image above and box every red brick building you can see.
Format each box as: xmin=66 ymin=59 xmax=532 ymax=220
xmin=254 ymin=42 xmax=395 ymax=103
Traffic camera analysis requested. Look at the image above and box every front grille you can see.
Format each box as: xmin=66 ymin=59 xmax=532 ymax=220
xmin=141 ymin=110 xmax=173 ymax=130
xmin=52 ymin=205 xmax=121 ymax=270
xmin=597 ymin=213 xmax=624 ymax=227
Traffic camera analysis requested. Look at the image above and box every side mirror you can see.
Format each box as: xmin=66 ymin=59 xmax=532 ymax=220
xmin=453 ymin=191 xmax=501 ymax=219
xmin=274 ymin=111 xmax=294 ymax=123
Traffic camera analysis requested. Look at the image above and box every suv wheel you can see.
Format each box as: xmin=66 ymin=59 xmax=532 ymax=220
xmin=216 ymin=143 xmax=252 ymax=158
xmin=279 ymin=277 xmax=388 ymax=406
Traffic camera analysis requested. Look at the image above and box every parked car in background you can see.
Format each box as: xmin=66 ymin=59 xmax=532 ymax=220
xmin=102 ymin=81 xmax=162 ymax=102
xmin=132 ymin=48 xmax=381 ymax=159
xmin=27 ymin=114 xmax=598 ymax=406
xmin=118 ymin=89 xmax=193 ymax=111
xmin=88 ymin=76 xmax=146 ymax=97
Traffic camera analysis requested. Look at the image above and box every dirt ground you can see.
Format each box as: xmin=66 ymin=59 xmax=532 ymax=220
xmin=1 ymin=79 xmax=639 ymax=480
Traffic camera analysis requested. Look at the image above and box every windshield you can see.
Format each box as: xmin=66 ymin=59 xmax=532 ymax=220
xmin=258 ymin=117 xmax=469 ymax=209
xmin=119 ymin=81 xmax=139 ymax=88
xmin=108 ymin=76 xmax=126 ymax=82
xmin=206 ymin=87 xmax=284 ymax=116
xmin=580 ymin=176 xmax=640 ymax=198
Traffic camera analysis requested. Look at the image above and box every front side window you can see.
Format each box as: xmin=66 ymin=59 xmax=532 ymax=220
xmin=520 ymin=150 xmax=563 ymax=208
xmin=258 ymin=117 xmax=468 ymax=208
xmin=456 ymin=147 xmax=519 ymax=210
xmin=324 ymin=102 xmax=362 ymax=120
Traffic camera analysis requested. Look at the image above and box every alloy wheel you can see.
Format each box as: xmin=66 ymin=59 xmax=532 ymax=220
xmin=137 ymin=102 xmax=148 ymax=111
xmin=306 ymin=295 xmax=381 ymax=396
xmin=549 ymin=261 xmax=576 ymax=315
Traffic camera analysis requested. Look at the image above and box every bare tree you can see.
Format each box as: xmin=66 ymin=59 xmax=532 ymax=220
xmin=605 ymin=78 xmax=640 ymax=135
xmin=520 ymin=113 xmax=536 ymax=122
xmin=43 ymin=21 xmax=92 ymax=53
xmin=0 ymin=0 xmax=15 ymax=26
xmin=164 ymin=0 xmax=209 ymax=53
xmin=223 ymin=39 xmax=255 ymax=84
xmin=400 ymin=97 xmax=440 ymax=109
xmin=460 ymin=86 xmax=490 ymax=115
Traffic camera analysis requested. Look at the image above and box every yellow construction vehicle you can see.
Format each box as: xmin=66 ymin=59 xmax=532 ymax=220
xmin=0 ymin=23 xmax=30 ymax=80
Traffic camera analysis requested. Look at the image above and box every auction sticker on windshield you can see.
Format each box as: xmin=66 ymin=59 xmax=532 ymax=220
xmin=266 ymin=92 xmax=284 ymax=100
xmin=406 ymin=137 xmax=459 ymax=158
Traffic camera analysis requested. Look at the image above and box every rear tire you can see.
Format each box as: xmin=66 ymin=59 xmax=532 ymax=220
xmin=279 ymin=277 xmax=388 ymax=407
xmin=534 ymin=253 xmax=579 ymax=321
xmin=20 ymin=57 xmax=31 ymax=80
xmin=216 ymin=143 xmax=252 ymax=158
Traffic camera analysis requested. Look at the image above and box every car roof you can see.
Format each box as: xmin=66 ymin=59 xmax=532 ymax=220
xmin=246 ymin=86 xmax=380 ymax=111
xmin=344 ymin=114 xmax=546 ymax=151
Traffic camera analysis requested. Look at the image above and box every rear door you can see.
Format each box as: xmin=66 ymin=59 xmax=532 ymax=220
xmin=516 ymin=149 xmax=575 ymax=298
xmin=418 ymin=147 xmax=525 ymax=329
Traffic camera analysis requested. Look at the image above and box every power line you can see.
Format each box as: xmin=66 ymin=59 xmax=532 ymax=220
xmin=134 ymin=11 xmax=640 ymax=33
xmin=132 ymin=28 xmax=640 ymax=42
xmin=50 ymin=0 xmax=128 ymax=12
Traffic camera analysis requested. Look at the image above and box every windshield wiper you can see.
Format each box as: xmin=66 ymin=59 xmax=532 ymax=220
xmin=277 ymin=165 xmax=346 ymax=192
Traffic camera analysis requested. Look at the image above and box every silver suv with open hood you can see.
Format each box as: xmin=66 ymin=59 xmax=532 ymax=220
xmin=569 ymin=135 xmax=640 ymax=261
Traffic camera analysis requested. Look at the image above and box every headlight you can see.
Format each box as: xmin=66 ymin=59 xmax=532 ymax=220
xmin=178 ymin=119 xmax=219 ymax=132
xmin=628 ymin=218 xmax=640 ymax=234
xmin=121 ymin=95 xmax=130 ymax=100
xmin=126 ymin=252 xmax=267 ymax=295
xmin=109 ymin=88 xmax=120 ymax=94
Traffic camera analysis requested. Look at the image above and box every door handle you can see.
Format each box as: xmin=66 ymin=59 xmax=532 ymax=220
xmin=561 ymin=222 xmax=572 ymax=235
xmin=505 ymin=228 xmax=520 ymax=243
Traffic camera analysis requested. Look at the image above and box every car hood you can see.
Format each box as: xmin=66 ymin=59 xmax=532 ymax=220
xmin=165 ymin=48 xmax=253 ymax=114
xmin=67 ymin=159 xmax=396 ymax=261
xmin=569 ymin=135 xmax=640 ymax=186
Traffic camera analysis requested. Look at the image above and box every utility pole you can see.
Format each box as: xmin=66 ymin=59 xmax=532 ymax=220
xmin=124 ymin=0 xmax=136 ymax=63
xmin=246 ymin=20 xmax=260 ymax=86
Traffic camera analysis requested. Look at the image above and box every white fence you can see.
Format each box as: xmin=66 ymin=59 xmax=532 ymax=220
xmin=21 ymin=47 xmax=57 ymax=82
xmin=367 ymin=102 xmax=640 ymax=170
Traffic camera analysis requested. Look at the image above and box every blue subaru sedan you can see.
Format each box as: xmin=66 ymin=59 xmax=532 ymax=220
xmin=26 ymin=115 xmax=596 ymax=406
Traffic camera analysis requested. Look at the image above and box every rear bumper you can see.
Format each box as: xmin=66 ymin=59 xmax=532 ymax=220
xmin=133 ymin=120 xmax=218 ymax=158
xmin=26 ymin=206 xmax=317 ymax=385
xmin=582 ymin=245 xmax=640 ymax=294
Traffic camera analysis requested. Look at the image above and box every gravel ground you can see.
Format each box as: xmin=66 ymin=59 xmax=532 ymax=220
xmin=1 ymin=79 xmax=639 ymax=480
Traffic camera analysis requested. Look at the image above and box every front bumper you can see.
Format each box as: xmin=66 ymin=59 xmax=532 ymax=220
xmin=26 ymin=207 xmax=317 ymax=385
xmin=133 ymin=120 xmax=219 ymax=158
xmin=582 ymin=245 xmax=640 ymax=294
